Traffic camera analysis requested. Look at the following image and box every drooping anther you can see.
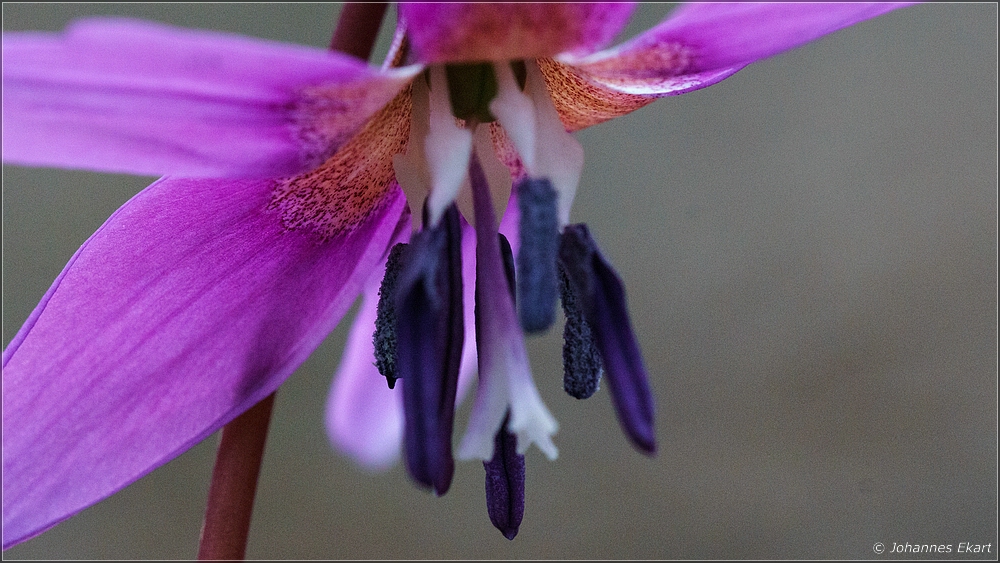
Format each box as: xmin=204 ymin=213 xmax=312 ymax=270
xmin=558 ymin=265 xmax=603 ymax=399
xmin=516 ymin=177 xmax=559 ymax=334
xmin=558 ymin=224 xmax=657 ymax=455
xmin=373 ymin=242 xmax=408 ymax=389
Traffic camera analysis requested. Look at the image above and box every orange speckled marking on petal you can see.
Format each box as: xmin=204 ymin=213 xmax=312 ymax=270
xmin=488 ymin=122 xmax=527 ymax=183
xmin=290 ymin=79 xmax=409 ymax=172
xmin=574 ymin=40 xmax=693 ymax=81
xmin=536 ymin=58 xmax=653 ymax=133
xmin=269 ymin=84 xmax=411 ymax=239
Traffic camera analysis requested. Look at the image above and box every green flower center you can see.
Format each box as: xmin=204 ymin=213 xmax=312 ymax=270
xmin=445 ymin=61 xmax=527 ymax=123
xmin=445 ymin=63 xmax=497 ymax=123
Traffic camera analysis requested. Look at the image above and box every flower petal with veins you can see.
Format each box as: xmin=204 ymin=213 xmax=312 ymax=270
xmin=2 ymin=178 xmax=406 ymax=548
xmin=547 ymin=3 xmax=914 ymax=131
xmin=1 ymin=18 xmax=418 ymax=177
xmin=269 ymin=84 xmax=413 ymax=238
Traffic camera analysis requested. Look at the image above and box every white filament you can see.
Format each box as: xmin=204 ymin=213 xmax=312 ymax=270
xmin=392 ymin=73 xmax=431 ymax=231
xmin=424 ymin=66 xmax=473 ymax=227
xmin=490 ymin=60 xmax=584 ymax=227
xmin=489 ymin=62 xmax=537 ymax=172
xmin=526 ymin=61 xmax=584 ymax=227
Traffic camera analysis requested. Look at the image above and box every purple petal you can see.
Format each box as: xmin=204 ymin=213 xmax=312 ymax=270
xmin=614 ymin=2 xmax=918 ymax=74
xmin=399 ymin=3 xmax=636 ymax=64
xmin=325 ymin=284 xmax=404 ymax=471
xmin=2 ymin=18 xmax=417 ymax=177
xmin=559 ymin=225 xmax=655 ymax=455
xmin=326 ymin=213 xmax=413 ymax=471
xmin=326 ymin=212 xmax=487 ymax=472
xmin=2 ymin=177 xmax=405 ymax=548
xmin=546 ymin=3 xmax=913 ymax=130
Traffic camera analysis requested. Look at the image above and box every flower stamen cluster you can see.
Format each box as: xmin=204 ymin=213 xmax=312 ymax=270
xmin=376 ymin=55 xmax=655 ymax=538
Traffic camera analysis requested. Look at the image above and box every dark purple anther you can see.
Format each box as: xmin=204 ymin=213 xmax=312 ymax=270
xmin=558 ymin=265 xmax=603 ymax=399
xmin=373 ymin=242 xmax=408 ymax=389
xmin=394 ymin=204 xmax=465 ymax=494
xmin=483 ymin=412 xmax=525 ymax=541
xmin=558 ymin=224 xmax=656 ymax=455
xmin=516 ymin=177 xmax=559 ymax=334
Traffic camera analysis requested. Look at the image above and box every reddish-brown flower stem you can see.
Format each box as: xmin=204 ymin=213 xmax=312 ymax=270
xmin=196 ymin=4 xmax=388 ymax=560
xmin=197 ymin=393 xmax=276 ymax=560
xmin=330 ymin=3 xmax=389 ymax=57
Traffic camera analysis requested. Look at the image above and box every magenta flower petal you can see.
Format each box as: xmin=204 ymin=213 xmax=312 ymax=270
xmin=2 ymin=176 xmax=406 ymax=548
xmin=2 ymin=3 xmax=920 ymax=548
xmin=622 ymin=2 xmax=917 ymax=74
xmin=1 ymin=18 xmax=417 ymax=177
xmin=326 ymin=277 xmax=405 ymax=471
xmin=326 ymin=207 xmax=413 ymax=470
xmin=328 ymin=212 xmax=491 ymax=471
xmin=399 ymin=2 xmax=636 ymax=64
xmin=546 ymin=3 xmax=914 ymax=130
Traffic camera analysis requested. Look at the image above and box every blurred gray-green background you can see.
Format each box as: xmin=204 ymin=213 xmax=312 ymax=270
xmin=2 ymin=3 xmax=996 ymax=559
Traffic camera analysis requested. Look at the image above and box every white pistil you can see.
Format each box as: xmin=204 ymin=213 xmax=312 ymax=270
xmin=490 ymin=60 xmax=584 ymax=227
xmin=457 ymin=150 xmax=559 ymax=462
xmin=457 ymin=325 xmax=560 ymax=461
xmin=507 ymin=369 xmax=559 ymax=458
xmin=424 ymin=66 xmax=473 ymax=227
